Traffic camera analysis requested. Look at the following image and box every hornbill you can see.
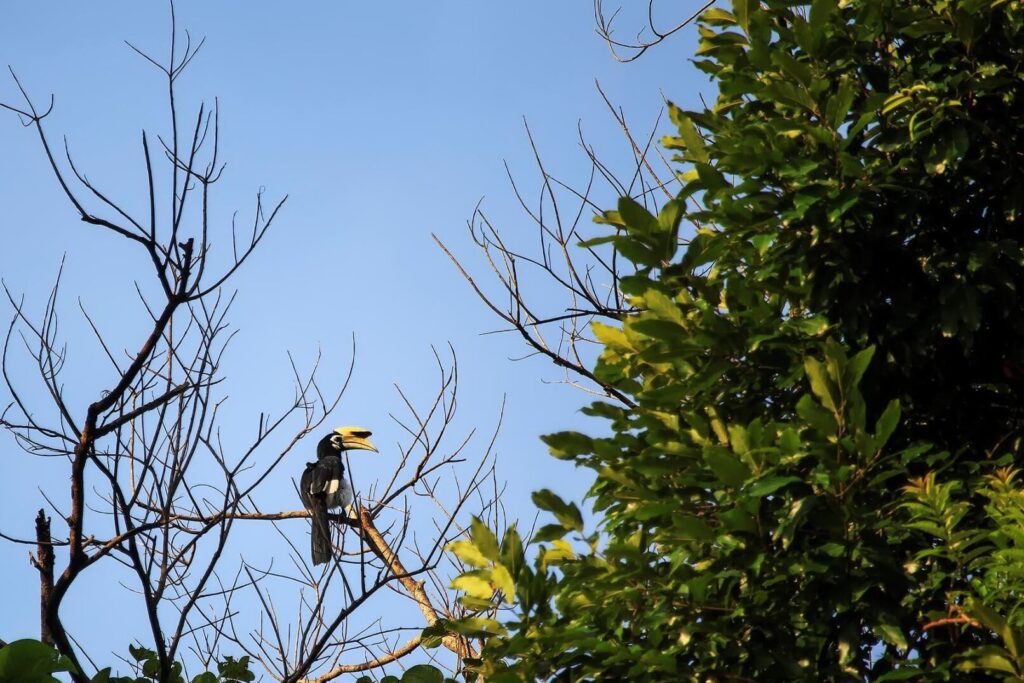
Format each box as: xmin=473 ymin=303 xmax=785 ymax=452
xmin=300 ymin=426 xmax=377 ymax=565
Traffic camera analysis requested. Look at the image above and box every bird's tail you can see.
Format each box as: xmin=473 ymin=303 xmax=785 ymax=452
xmin=310 ymin=502 xmax=332 ymax=565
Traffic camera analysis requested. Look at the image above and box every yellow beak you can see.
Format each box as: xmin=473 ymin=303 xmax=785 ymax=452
xmin=334 ymin=426 xmax=378 ymax=453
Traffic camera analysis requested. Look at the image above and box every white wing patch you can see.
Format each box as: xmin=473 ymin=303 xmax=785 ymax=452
xmin=313 ymin=479 xmax=353 ymax=509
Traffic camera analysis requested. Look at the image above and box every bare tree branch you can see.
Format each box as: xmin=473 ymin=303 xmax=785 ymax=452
xmin=2 ymin=7 xmax=505 ymax=682
xmin=594 ymin=0 xmax=714 ymax=62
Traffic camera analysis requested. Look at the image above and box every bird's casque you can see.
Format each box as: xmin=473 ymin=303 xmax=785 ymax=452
xmin=299 ymin=426 xmax=377 ymax=565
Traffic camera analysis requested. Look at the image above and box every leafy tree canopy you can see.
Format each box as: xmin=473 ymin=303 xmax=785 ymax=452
xmin=444 ymin=1 xmax=1024 ymax=680
xmin=0 ymin=640 xmax=254 ymax=683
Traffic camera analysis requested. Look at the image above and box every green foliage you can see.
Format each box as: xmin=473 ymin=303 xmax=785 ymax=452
xmin=446 ymin=520 xmax=523 ymax=618
xmin=107 ymin=645 xmax=254 ymax=683
xmin=0 ymin=639 xmax=78 ymax=683
xmin=676 ymin=0 xmax=1024 ymax=457
xmin=902 ymin=468 xmax=1024 ymax=679
xmin=442 ymin=0 xmax=1024 ymax=680
xmin=355 ymin=665 xmax=459 ymax=683
xmin=0 ymin=640 xmax=255 ymax=683
xmin=456 ymin=345 xmax=941 ymax=679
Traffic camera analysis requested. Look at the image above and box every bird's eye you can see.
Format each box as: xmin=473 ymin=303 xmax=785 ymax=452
xmin=331 ymin=435 xmax=344 ymax=449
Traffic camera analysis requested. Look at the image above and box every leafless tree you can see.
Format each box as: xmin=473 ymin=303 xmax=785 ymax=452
xmin=214 ymin=349 xmax=503 ymax=683
xmin=593 ymin=0 xmax=714 ymax=62
xmin=0 ymin=10 xmax=500 ymax=683
xmin=433 ymin=82 xmax=687 ymax=409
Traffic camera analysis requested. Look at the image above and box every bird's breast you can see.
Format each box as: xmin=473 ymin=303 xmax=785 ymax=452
xmin=323 ymin=479 xmax=353 ymax=509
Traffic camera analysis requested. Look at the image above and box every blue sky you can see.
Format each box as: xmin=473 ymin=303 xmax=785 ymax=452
xmin=0 ymin=2 xmax=705 ymax=676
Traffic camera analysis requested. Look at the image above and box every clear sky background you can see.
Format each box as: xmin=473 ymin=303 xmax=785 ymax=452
xmin=0 ymin=2 xmax=706 ymax=677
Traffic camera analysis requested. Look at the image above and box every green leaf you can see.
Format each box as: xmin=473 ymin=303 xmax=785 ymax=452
xmin=446 ymin=540 xmax=490 ymax=568
xmin=532 ymin=489 xmax=584 ymax=531
xmin=704 ymin=446 xmax=751 ymax=488
xmin=222 ymin=655 xmax=255 ymax=682
xmin=420 ymin=620 xmax=451 ymax=649
xmin=882 ymin=93 xmax=913 ymax=116
xmin=747 ymin=476 xmax=801 ymax=498
xmin=401 ymin=664 xmax=445 ymax=683
xmin=673 ymin=516 xmax=715 ymax=541
xmin=532 ymin=523 xmax=568 ymax=543
xmin=875 ymin=616 xmax=909 ymax=650
xmin=720 ymin=507 xmax=757 ymax=534
xmin=1005 ymin=623 xmax=1024 ymax=662
xmin=450 ymin=617 xmax=508 ymax=637
xmin=618 ymin=196 xmax=659 ymax=234
xmin=772 ymin=51 xmax=812 ymax=88
xmin=966 ymin=599 xmax=1005 ymax=631
xmin=702 ymin=8 xmax=737 ymax=26
xmin=218 ymin=655 xmax=254 ymax=682
xmin=470 ymin=517 xmax=500 ymax=562
xmin=491 ymin=564 xmax=517 ymax=605
xmin=844 ymin=346 xmax=875 ymax=391
xmin=828 ymin=76 xmax=857 ymax=130
xmin=669 ymin=105 xmax=709 ymax=164
xmin=804 ymin=357 xmax=838 ymax=413
xmin=773 ymin=497 xmax=816 ymax=549
xmin=142 ymin=656 xmax=160 ymax=678
xmin=542 ymin=539 xmax=577 ymax=564
xmin=796 ymin=393 xmax=839 ymax=436
xmin=731 ymin=0 xmax=755 ymax=34
xmin=875 ymin=669 xmax=923 ymax=681
xmin=809 ymin=0 xmax=837 ymax=50
xmin=577 ymin=234 xmax=617 ymax=248
xmin=643 ymin=288 xmax=685 ymax=325
xmin=541 ymin=431 xmax=595 ymax=459
xmin=875 ymin=400 xmax=901 ymax=448
xmin=452 ymin=572 xmax=495 ymax=600
xmin=500 ymin=525 xmax=524 ymax=576
xmin=966 ymin=648 xmax=1018 ymax=675
xmin=657 ymin=198 xmax=685 ymax=253
xmin=0 ymin=640 xmax=77 ymax=681
xmin=128 ymin=644 xmax=155 ymax=663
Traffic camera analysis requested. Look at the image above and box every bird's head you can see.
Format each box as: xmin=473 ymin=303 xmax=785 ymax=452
xmin=317 ymin=426 xmax=378 ymax=458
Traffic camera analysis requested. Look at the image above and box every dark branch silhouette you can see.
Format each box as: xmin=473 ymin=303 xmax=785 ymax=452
xmin=436 ymin=90 xmax=686 ymax=408
xmin=593 ymin=0 xmax=714 ymax=62
xmin=1 ymin=8 xmax=500 ymax=682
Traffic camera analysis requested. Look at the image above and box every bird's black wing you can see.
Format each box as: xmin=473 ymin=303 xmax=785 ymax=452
xmin=307 ymin=456 xmax=343 ymax=494
xmin=308 ymin=495 xmax=331 ymax=565
xmin=300 ymin=460 xmax=336 ymax=565
xmin=299 ymin=462 xmax=315 ymax=510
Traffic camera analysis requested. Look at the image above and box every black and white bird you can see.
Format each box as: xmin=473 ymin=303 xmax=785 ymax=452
xmin=300 ymin=426 xmax=378 ymax=565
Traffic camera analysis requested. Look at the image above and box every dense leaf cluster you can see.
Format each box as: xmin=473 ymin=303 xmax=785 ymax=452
xmin=443 ymin=1 xmax=1024 ymax=680
xmin=0 ymin=640 xmax=254 ymax=683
